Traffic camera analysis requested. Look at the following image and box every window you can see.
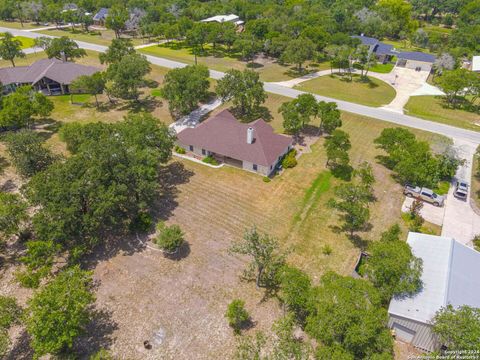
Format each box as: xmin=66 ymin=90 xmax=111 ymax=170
xmin=253 ymin=164 xmax=258 ymax=171
xmin=202 ymin=149 xmax=206 ymax=155
xmin=189 ymin=145 xmax=193 ymax=151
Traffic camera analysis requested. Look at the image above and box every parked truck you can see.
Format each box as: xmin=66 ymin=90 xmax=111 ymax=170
xmin=403 ymin=185 xmax=445 ymax=207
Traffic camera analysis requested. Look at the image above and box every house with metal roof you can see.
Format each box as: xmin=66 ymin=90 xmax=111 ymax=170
xmin=93 ymin=8 xmax=109 ymax=26
xmin=176 ymin=110 xmax=292 ymax=176
xmin=201 ymin=14 xmax=244 ymax=26
xmin=388 ymin=232 xmax=480 ymax=352
xmin=351 ymin=35 xmax=436 ymax=71
xmin=0 ymin=58 xmax=100 ymax=95
xmin=472 ymin=56 xmax=480 ymax=73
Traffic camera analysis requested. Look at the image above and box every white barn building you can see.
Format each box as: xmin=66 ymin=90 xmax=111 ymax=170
xmin=388 ymin=232 xmax=480 ymax=352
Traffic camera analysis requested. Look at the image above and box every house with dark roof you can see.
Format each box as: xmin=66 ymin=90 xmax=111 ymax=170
xmin=0 ymin=58 xmax=100 ymax=95
xmin=176 ymin=110 xmax=293 ymax=176
xmin=351 ymin=35 xmax=436 ymax=71
xmin=93 ymin=8 xmax=109 ymax=26
xmin=388 ymin=232 xmax=480 ymax=352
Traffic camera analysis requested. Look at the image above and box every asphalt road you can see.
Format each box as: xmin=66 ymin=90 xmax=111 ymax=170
xmin=2 ymin=26 xmax=480 ymax=144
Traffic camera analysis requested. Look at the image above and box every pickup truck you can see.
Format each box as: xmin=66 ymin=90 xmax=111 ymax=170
xmin=403 ymin=185 xmax=445 ymax=207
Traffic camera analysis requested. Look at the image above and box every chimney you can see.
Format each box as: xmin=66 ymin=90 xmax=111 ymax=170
xmin=247 ymin=127 xmax=254 ymax=144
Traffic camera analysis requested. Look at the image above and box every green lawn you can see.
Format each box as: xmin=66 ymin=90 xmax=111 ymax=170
xmin=0 ymin=20 xmax=40 ymax=29
xmin=405 ymin=96 xmax=480 ymax=131
xmin=0 ymin=33 xmax=36 ymax=49
xmin=295 ymin=74 xmax=396 ymax=107
xmin=369 ymin=62 xmax=394 ymax=74
xmin=382 ymin=39 xmax=433 ymax=54
xmin=37 ymin=28 xmax=144 ymax=47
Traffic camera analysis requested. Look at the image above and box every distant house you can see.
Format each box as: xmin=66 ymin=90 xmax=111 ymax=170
xmin=201 ymin=14 xmax=244 ymax=26
xmin=0 ymin=58 xmax=100 ymax=95
xmin=388 ymin=232 xmax=480 ymax=352
xmin=62 ymin=3 xmax=78 ymax=13
xmin=176 ymin=110 xmax=293 ymax=176
xmin=93 ymin=8 xmax=109 ymax=26
xmin=125 ymin=8 xmax=146 ymax=32
xmin=472 ymin=56 xmax=480 ymax=73
xmin=351 ymin=35 xmax=436 ymax=71
xmin=351 ymin=35 xmax=393 ymax=63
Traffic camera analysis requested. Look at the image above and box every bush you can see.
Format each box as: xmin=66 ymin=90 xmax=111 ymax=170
xmin=322 ymin=245 xmax=333 ymax=255
xmin=202 ymin=155 xmax=219 ymax=166
xmin=281 ymin=149 xmax=297 ymax=169
xmin=155 ymin=223 xmax=184 ymax=253
xmin=174 ymin=145 xmax=186 ymax=154
xmin=225 ymin=299 xmax=250 ymax=334
xmin=0 ymin=296 xmax=21 ymax=329
xmin=129 ymin=212 xmax=153 ymax=232
xmin=473 ymin=235 xmax=480 ymax=252
xmin=0 ymin=328 xmax=9 ymax=358
xmin=263 ymin=176 xmax=271 ymax=183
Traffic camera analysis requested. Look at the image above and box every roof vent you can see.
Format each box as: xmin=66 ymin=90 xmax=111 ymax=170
xmin=247 ymin=127 xmax=254 ymax=144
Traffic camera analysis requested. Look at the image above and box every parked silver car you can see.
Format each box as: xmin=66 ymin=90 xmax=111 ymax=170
xmin=453 ymin=180 xmax=469 ymax=200
xmin=404 ymin=185 xmax=445 ymax=207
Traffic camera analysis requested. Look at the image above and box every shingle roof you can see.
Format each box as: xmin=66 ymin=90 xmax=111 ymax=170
xmin=0 ymin=58 xmax=99 ymax=86
xmin=374 ymin=42 xmax=394 ymax=55
xmin=177 ymin=110 xmax=292 ymax=167
xmin=396 ymin=51 xmax=436 ymax=63
xmin=388 ymin=233 xmax=480 ymax=324
xmin=93 ymin=8 xmax=109 ymax=21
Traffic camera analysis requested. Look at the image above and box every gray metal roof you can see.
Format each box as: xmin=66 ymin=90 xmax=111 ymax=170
xmin=351 ymin=35 xmax=379 ymax=47
xmin=93 ymin=8 xmax=108 ymax=21
xmin=396 ymin=51 xmax=436 ymax=63
xmin=388 ymin=233 xmax=480 ymax=325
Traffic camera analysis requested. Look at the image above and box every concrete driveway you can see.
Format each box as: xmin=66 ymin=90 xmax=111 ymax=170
xmin=169 ymin=98 xmax=222 ymax=134
xmin=440 ymin=140 xmax=480 ymax=246
xmin=402 ymin=197 xmax=445 ymax=226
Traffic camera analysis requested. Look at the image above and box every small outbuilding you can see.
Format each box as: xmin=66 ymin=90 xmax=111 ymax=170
xmin=472 ymin=55 xmax=480 ymax=73
xmin=388 ymin=232 xmax=480 ymax=352
xmin=176 ymin=110 xmax=292 ymax=176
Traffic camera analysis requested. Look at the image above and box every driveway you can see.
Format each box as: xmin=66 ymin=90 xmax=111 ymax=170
xmin=440 ymin=140 xmax=480 ymax=246
xmin=401 ymin=197 xmax=445 ymax=226
xmin=169 ymin=98 xmax=222 ymax=134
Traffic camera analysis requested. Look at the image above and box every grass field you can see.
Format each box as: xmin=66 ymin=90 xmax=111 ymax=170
xmin=295 ymin=73 xmax=397 ymax=107
xmin=405 ymin=96 xmax=480 ymax=131
xmin=0 ymin=34 xmax=36 ymax=49
xmin=138 ymin=42 xmax=329 ymax=82
xmin=382 ymin=39 xmax=433 ymax=54
xmin=369 ymin=62 xmax=394 ymax=73
xmin=0 ymin=20 xmax=40 ymax=29
xmin=37 ymin=27 xmax=144 ymax=47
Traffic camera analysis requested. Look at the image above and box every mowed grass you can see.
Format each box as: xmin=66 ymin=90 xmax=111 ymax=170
xmin=138 ymin=42 xmax=327 ymax=82
xmin=369 ymin=62 xmax=394 ymax=73
xmin=405 ymin=96 xmax=480 ymax=131
xmin=0 ymin=20 xmax=40 ymax=29
xmin=37 ymin=27 xmax=144 ymax=47
xmin=0 ymin=34 xmax=36 ymax=49
xmin=296 ymin=73 xmax=397 ymax=107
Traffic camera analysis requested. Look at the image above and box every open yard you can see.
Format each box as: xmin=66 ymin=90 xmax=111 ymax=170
xmin=37 ymin=27 xmax=145 ymax=47
xmin=0 ymin=50 xmax=451 ymax=358
xmin=0 ymin=34 xmax=36 ymax=49
xmin=0 ymin=20 xmax=41 ymax=29
xmin=295 ymin=73 xmax=397 ymax=107
xmin=138 ymin=42 xmax=329 ymax=82
xmin=405 ymin=96 xmax=480 ymax=131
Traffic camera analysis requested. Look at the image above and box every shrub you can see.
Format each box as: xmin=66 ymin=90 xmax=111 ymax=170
xmin=155 ymin=223 xmax=184 ymax=253
xmin=0 ymin=295 xmax=22 ymax=329
xmin=130 ymin=212 xmax=153 ymax=232
xmin=473 ymin=235 xmax=480 ymax=252
xmin=202 ymin=155 xmax=219 ymax=166
xmin=322 ymin=245 xmax=333 ymax=255
xmin=0 ymin=328 xmax=9 ymax=358
xmin=263 ymin=176 xmax=271 ymax=183
xmin=281 ymin=149 xmax=297 ymax=169
xmin=174 ymin=145 xmax=186 ymax=154
xmin=225 ymin=299 xmax=250 ymax=334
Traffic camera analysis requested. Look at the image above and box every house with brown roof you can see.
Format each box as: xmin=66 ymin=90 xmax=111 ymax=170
xmin=0 ymin=58 xmax=100 ymax=95
xmin=176 ymin=110 xmax=293 ymax=176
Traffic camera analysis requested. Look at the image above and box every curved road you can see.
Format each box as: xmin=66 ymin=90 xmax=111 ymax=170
xmin=2 ymin=26 xmax=480 ymax=144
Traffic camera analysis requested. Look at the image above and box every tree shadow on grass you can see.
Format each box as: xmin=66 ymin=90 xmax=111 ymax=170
xmin=330 ymin=164 xmax=353 ymax=181
xmin=75 ymin=308 xmax=118 ymax=358
xmin=5 ymin=329 xmax=34 ymax=360
xmin=329 ymin=225 xmax=371 ymax=250
xmin=162 ymin=241 xmax=191 ymax=261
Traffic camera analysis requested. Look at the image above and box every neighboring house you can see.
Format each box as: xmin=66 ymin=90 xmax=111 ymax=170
xmin=93 ymin=8 xmax=109 ymax=26
xmin=176 ymin=110 xmax=292 ymax=176
xmin=472 ymin=55 xmax=480 ymax=73
xmin=0 ymin=58 xmax=100 ymax=95
xmin=388 ymin=232 xmax=480 ymax=352
xmin=62 ymin=3 xmax=78 ymax=13
xmin=351 ymin=35 xmax=436 ymax=71
xmin=201 ymin=14 xmax=244 ymax=26
xmin=351 ymin=35 xmax=393 ymax=63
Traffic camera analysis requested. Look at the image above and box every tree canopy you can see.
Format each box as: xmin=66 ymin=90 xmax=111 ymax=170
xmin=0 ymin=31 xmax=25 ymax=67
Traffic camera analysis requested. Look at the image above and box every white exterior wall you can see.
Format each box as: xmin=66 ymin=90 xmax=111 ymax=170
xmin=388 ymin=314 xmax=440 ymax=352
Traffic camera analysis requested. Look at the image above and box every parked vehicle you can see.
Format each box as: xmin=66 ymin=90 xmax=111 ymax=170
xmin=453 ymin=180 xmax=469 ymax=200
xmin=404 ymin=185 xmax=445 ymax=207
